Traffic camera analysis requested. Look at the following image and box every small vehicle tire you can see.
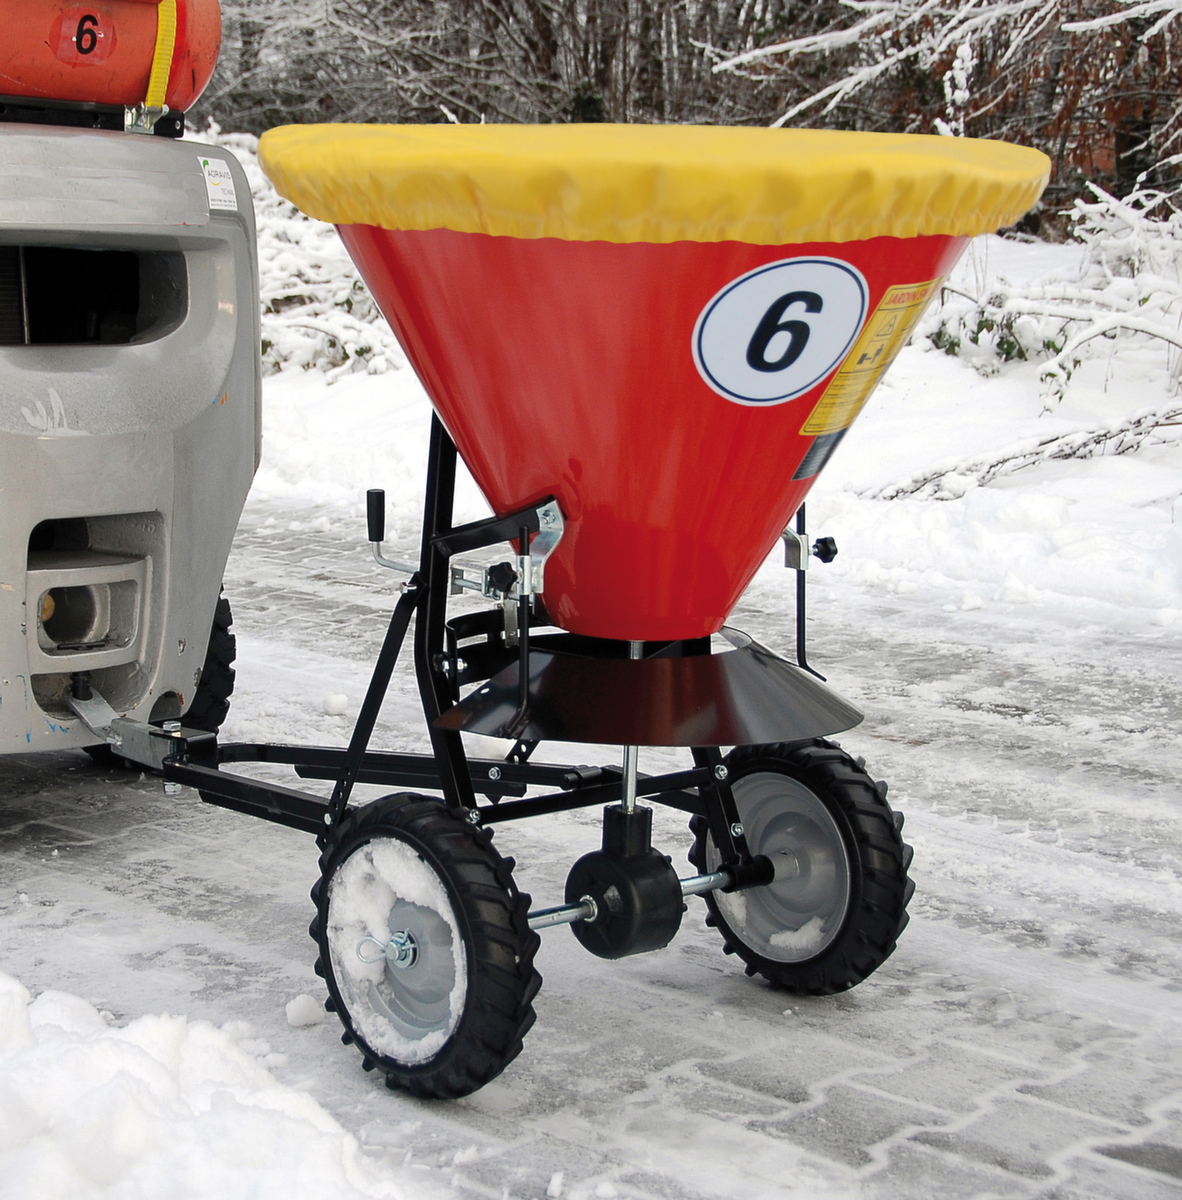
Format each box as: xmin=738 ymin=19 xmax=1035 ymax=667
xmin=311 ymin=795 xmax=541 ymax=1099
xmin=689 ymin=739 xmax=914 ymax=994
xmin=182 ymin=591 xmax=236 ymax=733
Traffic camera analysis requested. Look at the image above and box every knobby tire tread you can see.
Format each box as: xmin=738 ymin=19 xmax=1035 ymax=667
xmin=690 ymin=738 xmax=914 ymax=996
xmin=312 ymin=794 xmax=541 ymax=1100
xmin=184 ymin=592 xmax=236 ymax=733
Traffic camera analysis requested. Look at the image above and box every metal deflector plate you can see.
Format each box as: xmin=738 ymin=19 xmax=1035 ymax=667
xmin=434 ymin=628 xmax=862 ymax=747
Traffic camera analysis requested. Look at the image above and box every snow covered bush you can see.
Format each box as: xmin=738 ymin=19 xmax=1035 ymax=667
xmin=920 ymin=174 xmax=1182 ymax=401
xmin=193 ymin=125 xmax=405 ymax=382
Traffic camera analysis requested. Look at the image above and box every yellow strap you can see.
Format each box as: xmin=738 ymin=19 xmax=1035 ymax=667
xmin=145 ymin=0 xmax=178 ymax=110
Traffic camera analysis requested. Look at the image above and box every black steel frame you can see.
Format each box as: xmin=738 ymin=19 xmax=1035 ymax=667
xmin=162 ymin=415 xmax=769 ymax=880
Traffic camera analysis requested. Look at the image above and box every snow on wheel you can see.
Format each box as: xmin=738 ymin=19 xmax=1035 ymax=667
xmin=311 ymin=796 xmax=541 ymax=1099
xmin=690 ymin=740 xmax=914 ymax=994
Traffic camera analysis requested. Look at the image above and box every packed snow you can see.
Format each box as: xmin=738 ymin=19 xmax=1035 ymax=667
xmin=327 ymin=837 xmax=467 ymax=1064
xmin=0 ymin=974 xmax=420 ymax=1199
xmin=1 ymin=129 xmax=1180 ymax=1198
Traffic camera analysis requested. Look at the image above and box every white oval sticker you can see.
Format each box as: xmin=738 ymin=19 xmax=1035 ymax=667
xmin=693 ymin=258 xmax=868 ymax=405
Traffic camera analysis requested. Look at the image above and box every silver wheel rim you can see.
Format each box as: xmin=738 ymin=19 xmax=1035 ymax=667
xmin=326 ymin=837 xmax=466 ymax=1060
xmin=706 ymin=769 xmax=851 ymax=963
xmin=361 ymin=897 xmax=457 ymax=1037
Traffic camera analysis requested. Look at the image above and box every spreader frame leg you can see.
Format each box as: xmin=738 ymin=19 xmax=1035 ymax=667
xmin=415 ymin=415 xmax=479 ymax=813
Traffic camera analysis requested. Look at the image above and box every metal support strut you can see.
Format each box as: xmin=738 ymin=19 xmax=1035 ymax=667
xmin=620 ymin=640 xmax=642 ymax=814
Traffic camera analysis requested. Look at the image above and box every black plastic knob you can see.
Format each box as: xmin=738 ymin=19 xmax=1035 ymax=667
xmin=366 ymin=489 xmax=386 ymax=544
xmin=811 ymin=536 xmax=838 ymax=563
xmin=487 ymin=562 xmax=518 ymax=595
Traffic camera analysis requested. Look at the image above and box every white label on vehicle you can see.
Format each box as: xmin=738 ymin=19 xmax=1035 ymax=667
xmin=692 ymin=258 xmax=868 ymax=405
xmin=199 ymin=156 xmax=238 ymax=212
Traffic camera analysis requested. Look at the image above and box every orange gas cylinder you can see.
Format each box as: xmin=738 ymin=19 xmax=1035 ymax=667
xmin=2 ymin=0 xmax=221 ymax=112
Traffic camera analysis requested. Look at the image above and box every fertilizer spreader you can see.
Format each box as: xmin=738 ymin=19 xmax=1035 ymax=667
xmin=32 ymin=115 xmax=1047 ymax=1098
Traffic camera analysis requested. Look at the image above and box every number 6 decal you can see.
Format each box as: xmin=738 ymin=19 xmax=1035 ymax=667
xmin=746 ymin=290 xmax=823 ymax=373
xmin=76 ymin=13 xmax=99 ymax=54
xmin=55 ymin=8 xmax=115 ymax=66
xmin=693 ymin=258 xmax=868 ymax=405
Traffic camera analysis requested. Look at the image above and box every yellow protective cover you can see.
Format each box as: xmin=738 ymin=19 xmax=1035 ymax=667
xmin=258 ymin=123 xmax=1049 ymax=246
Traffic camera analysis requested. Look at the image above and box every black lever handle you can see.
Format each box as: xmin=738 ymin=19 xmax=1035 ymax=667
xmin=367 ymin=489 xmax=386 ymax=544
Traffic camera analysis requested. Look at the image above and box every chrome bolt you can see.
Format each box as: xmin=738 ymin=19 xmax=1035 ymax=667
xmin=193 ymin=669 xmax=202 ymax=686
xmin=323 ymin=812 xmax=334 ymax=826
xmin=714 ymin=764 xmax=728 ymax=781
xmin=465 ymin=808 xmax=481 ymax=825
xmin=386 ymin=929 xmax=418 ymax=969
xmin=488 ymin=766 xmax=501 ymax=781
xmin=163 ymin=781 xmax=182 ymax=796
xmin=730 ymin=822 xmax=744 ymax=838
xmin=162 ymin=720 xmax=181 ymax=733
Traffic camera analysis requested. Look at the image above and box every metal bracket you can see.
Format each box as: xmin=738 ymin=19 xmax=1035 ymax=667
xmin=68 ymin=688 xmax=204 ymax=772
xmin=782 ymin=509 xmax=837 ymax=573
xmin=68 ymin=689 xmax=121 ymax=742
xmin=449 ymin=559 xmax=513 ymax=599
xmin=782 ymin=526 xmax=811 ymax=572
xmin=448 ymin=500 xmax=564 ymax=601
xmin=522 ymin=500 xmax=564 ymax=597
xmin=125 ymin=104 xmax=166 ymax=135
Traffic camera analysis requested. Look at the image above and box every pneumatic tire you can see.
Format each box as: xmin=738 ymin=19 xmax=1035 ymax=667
xmin=183 ymin=591 xmax=236 ymax=733
xmin=311 ymin=795 xmax=541 ymax=1099
xmin=689 ymin=739 xmax=914 ymax=994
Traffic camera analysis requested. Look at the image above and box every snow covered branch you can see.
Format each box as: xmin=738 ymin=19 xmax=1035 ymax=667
xmin=921 ymin=179 xmax=1182 ymax=400
xmin=863 ymin=403 xmax=1182 ymax=499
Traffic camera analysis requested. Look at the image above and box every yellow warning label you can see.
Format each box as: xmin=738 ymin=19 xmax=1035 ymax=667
xmin=801 ymin=279 xmax=942 ymax=436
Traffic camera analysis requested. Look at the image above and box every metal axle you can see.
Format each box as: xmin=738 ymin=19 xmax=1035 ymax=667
xmin=526 ymin=869 xmax=734 ymax=931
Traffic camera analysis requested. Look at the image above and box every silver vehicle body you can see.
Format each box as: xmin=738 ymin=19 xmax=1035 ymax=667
xmin=0 ymin=125 xmax=260 ymax=753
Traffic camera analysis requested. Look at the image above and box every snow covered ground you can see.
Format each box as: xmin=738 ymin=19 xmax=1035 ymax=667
xmin=3 ymin=148 xmax=1182 ymax=1197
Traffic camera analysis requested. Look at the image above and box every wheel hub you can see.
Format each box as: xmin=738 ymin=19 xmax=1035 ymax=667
xmin=357 ymin=927 xmax=419 ymax=970
xmin=707 ymin=769 xmax=852 ymax=963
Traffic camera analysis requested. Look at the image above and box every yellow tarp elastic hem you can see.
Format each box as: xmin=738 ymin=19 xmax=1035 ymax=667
xmin=258 ymin=123 xmax=1049 ymax=246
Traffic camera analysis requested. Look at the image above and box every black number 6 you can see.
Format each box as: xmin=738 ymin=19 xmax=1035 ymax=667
xmin=746 ymin=290 xmax=823 ymax=373
xmin=76 ymin=13 xmax=99 ymax=55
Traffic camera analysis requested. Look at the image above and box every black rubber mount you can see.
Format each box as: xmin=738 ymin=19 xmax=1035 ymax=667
xmin=565 ymin=805 xmax=684 ymax=960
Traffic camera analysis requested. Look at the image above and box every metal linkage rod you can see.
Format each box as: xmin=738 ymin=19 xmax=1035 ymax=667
xmin=679 ymin=869 xmax=733 ymax=897
xmin=621 ymin=640 xmax=643 ymax=815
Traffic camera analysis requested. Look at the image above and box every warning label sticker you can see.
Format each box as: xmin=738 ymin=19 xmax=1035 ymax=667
xmin=199 ymin=157 xmax=238 ymax=212
xmin=800 ymin=279 xmax=941 ymax=435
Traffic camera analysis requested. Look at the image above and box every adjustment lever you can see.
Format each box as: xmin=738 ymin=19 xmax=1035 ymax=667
xmin=366 ymin=488 xmax=418 ymax=577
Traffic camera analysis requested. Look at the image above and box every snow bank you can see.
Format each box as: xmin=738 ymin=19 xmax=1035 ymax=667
xmin=0 ymin=974 xmax=419 ymax=1200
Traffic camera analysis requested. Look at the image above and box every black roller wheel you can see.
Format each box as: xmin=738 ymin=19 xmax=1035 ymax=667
xmin=689 ymin=739 xmax=914 ymax=994
xmin=311 ymin=795 xmax=541 ymax=1099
